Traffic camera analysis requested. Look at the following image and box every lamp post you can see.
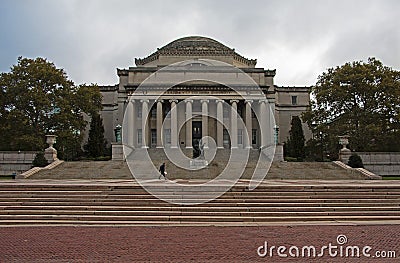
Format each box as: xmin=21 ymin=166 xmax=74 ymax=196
xmin=114 ymin=124 xmax=122 ymax=143
xmin=273 ymin=125 xmax=279 ymax=145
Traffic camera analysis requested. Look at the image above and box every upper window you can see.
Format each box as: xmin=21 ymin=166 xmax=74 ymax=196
xmin=291 ymin=96 xmax=298 ymax=105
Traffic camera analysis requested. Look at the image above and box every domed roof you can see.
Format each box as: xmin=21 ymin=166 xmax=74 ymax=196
xmin=158 ymin=36 xmax=233 ymax=54
xmin=135 ymin=36 xmax=256 ymax=67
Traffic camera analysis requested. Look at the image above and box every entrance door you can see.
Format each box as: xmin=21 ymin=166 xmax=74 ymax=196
xmin=192 ymin=121 xmax=202 ymax=158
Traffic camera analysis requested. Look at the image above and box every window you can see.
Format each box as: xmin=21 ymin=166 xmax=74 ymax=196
xmin=291 ymin=96 xmax=298 ymax=105
xmin=237 ymin=106 xmax=243 ymax=118
xmin=252 ymin=129 xmax=257 ymax=145
xmin=223 ymin=129 xmax=230 ymax=148
xmin=238 ymin=129 xmax=243 ymax=145
xmin=137 ymin=104 xmax=142 ymax=118
xmin=164 ymin=129 xmax=171 ymax=144
xmin=150 ymin=107 xmax=156 ymax=119
xmin=151 ymin=129 xmax=157 ymax=146
xmin=137 ymin=129 xmax=142 ymax=145
xmin=164 ymin=104 xmax=171 ymax=119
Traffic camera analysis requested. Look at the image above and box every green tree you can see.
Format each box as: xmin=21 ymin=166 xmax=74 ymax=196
xmin=285 ymin=116 xmax=306 ymax=161
xmin=0 ymin=57 xmax=102 ymax=159
xmin=303 ymin=58 xmax=400 ymax=156
xmin=32 ymin=152 xmax=49 ymax=167
xmin=84 ymin=113 xmax=107 ymax=158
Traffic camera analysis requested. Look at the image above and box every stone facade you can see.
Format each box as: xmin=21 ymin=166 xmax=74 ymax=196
xmin=99 ymin=36 xmax=311 ymax=150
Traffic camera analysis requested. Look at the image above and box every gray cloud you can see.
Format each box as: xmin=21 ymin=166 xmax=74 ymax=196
xmin=1 ymin=0 xmax=399 ymax=86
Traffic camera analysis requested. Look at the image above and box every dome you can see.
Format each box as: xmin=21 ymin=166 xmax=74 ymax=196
xmin=158 ymin=36 xmax=233 ymax=55
xmin=135 ymin=36 xmax=256 ymax=67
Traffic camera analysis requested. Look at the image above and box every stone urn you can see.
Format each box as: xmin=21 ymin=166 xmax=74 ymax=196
xmin=338 ymin=135 xmax=351 ymax=163
xmin=45 ymin=135 xmax=58 ymax=163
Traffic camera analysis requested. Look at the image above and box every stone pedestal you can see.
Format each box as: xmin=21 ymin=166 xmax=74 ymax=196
xmin=44 ymin=135 xmax=58 ymax=163
xmin=273 ymin=144 xmax=284 ymax=162
xmin=190 ymin=159 xmax=208 ymax=169
xmin=338 ymin=135 xmax=351 ymax=164
xmin=44 ymin=147 xmax=58 ymax=163
xmin=112 ymin=143 xmax=124 ymax=161
xmin=339 ymin=148 xmax=352 ymax=164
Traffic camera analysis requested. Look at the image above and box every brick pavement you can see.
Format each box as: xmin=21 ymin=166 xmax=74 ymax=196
xmin=0 ymin=225 xmax=399 ymax=262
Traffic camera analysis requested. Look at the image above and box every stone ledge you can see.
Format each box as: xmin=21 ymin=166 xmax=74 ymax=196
xmin=17 ymin=160 xmax=64 ymax=179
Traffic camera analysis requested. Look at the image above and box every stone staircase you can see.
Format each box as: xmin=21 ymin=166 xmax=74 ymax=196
xmin=0 ymin=180 xmax=399 ymax=225
xmin=29 ymin=149 xmax=370 ymax=180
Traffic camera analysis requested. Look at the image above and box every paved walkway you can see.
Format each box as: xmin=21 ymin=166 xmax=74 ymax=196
xmin=0 ymin=225 xmax=399 ymax=262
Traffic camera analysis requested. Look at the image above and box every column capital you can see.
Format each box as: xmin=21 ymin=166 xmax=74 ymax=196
xmin=169 ymin=99 xmax=178 ymax=104
xmin=230 ymin=99 xmax=239 ymax=104
xmin=200 ymin=99 xmax=209 ymax=104
xmin=216 ymin=99 xmax=224 ymax=104
xmin=140 ymin=99 xmax=149 ymax=103
xmin=184 ymin=99 xmax=193 ymax=103
xmin=156 ymin=99 xmax=164 ymax=103
xmin=258 ymin=99 xmax=267 ymax=104
xmin=126 ymin=98 xmax=135 ymax=104
xmin=245 ymin=99 xmax=253 ymax=104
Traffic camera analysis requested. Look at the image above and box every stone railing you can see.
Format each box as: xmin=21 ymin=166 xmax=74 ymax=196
xmin=356 ymin=152 xmax=400 ymax=177
xmin=17 ymin=159 xmax=64 ymax=179
xmin=0 ymin=151 xmax=37 ymax=176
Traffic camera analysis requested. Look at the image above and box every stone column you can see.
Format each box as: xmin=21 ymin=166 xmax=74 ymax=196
xmin=170 ymin=99 xmax=178 ymax=148
xmin=259 ymin=99 xmax=267 ymax=148
xmin=156 ymin=100 xmax=163 ymax=148
xmin=245 ymin=100 xmax=253 ymax=148
xmin=185 ymin=99 xmax=193 ymax=148
xmin=201 ymin=99 xmax=209 ymax=147
xmin=216 ymin=99 xmax=224 ymax=149
xmin=230 ymin=100 xmax=239 ymax=149
xmin=141 ymin=99 xmax=149 ymax=148
xmin=125 ymin=99 xmax=135 ymax=147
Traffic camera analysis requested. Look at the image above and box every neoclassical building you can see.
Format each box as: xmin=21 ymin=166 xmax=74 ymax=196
xmin=99 ymin=36 xmax=311 ymax=154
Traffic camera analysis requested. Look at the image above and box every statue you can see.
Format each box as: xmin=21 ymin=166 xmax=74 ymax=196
xmin=199 ymin=139 xmax=205 ymax=159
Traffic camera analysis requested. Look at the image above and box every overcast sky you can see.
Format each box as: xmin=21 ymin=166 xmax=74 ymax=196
xmin=1 ymin=0 xmax=399 ymax=86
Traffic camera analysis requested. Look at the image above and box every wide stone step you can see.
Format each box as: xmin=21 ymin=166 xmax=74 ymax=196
xmin=0 ymin=197 xmax=400 ymax=206
xmin=1 ymin=214 xmax=400 ymax=223
xmin=3 ymin=191 xmax=400 ymax=197
xmin=2 ymin=209 xmax=400 ymax=217
xmin=1 ymin=201 xmax=400 ymax=208
xmin=2 ymin=205 xmax=400 ymax=211
xmin=0 ymin=192 xmax=400 ymax=201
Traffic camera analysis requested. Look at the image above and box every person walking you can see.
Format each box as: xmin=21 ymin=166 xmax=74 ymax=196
xmin=159 ymin=162 xmax=166 ymax=180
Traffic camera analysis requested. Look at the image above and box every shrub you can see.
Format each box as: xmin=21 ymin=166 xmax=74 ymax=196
xmin=32 ymin=152 xmax=48 ymax=167
xmin=348 ymin=153 xmax=364 ymax=168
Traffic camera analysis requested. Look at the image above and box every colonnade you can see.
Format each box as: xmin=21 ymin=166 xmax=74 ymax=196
xmin=124 ymin=98 xmax=271 ymax=149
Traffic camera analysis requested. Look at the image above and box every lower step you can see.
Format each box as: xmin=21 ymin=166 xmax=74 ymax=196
xmin=1 ymin=214 xmax=400 ymax=222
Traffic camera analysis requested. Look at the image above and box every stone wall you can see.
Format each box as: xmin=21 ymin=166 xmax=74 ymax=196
xmin=356 ymin=152 xmax=400 ymax=177
xmin=0 ymin=151 xmax=37 ymax=176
